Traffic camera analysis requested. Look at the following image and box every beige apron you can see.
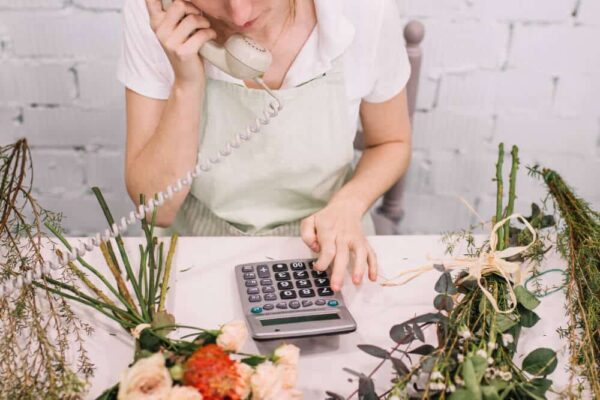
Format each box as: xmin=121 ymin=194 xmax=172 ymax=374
xmin=169 ymin=58 xmax=375 ymax=236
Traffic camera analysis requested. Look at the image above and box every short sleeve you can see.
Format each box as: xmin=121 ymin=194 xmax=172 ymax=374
xmin=116 ymin=0 xmax=174 ymax=100
xmin=362 ymin=0 xmax=411 ymax=103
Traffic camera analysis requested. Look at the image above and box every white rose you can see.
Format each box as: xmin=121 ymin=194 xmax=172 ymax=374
xmin=251 ymin=361 xmax=285 ymax=400
xmin=235 ymin=362 xmax=254 ymax=399
xmin=278 ymin=364 xmax=298 ymax=389
xmin=216 ymin=320 xmax=248 ymax=352
xmin=274 ymin=344 xmax=300 ymax=366
xmin=118 ymin=353 xmax=172 ymax=400
xmin=168 ymin=386 xmax=203 ymax=400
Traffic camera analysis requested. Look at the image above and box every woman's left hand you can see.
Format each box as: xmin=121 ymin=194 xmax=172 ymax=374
xmin=300 ymin=200 xmax=378 ymax=292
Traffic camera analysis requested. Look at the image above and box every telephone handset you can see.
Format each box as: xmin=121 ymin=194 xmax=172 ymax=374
xmin=161 ymin=0 xmax=272 ymax=80
xmin=0 ymin=0 xmax=285 ymax=299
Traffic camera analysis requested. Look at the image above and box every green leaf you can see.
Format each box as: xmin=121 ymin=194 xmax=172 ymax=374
xmin=435 ymin=272 xmax=458 ymax=294
xmin=522 ymin=348 xmax=557 ymax=376
xmin=409 ymin=344 xmax=435 ymax=355
xmin=389 ymin=324 xmax=414 ymax=344
xmin=390 ymin=356 xmax=409 ymax=375
xmin=450 ymin=389 xmax=479 ymax=400
xmin=357 ymin=344 xmax=389 ymax=359
xmin=325 ymin=392 xmax=345 ymax=400
xmin=518 ymin=305 xmax=540 ymax=328
xmin=412 ymin=322 xmax=425 ymax=342
xmin=434 ymin=294 xmax=454 ymax=311
xmin=470 ymin=355 xmax=488 ymax=382
xmin=514 ymin=286 xmax=540 ymax=310
xmin=151 ymin=311 xmax=176 ymax=335
xmin=358 ymin=375 xmax=378 ymax=400
xmin=496 ymin=313 xmax=518 ymax=332
xmin=241 ymin=355 xmax=266 ymax=367
xmin=461 ymin=358 xmax=482 ymax=399
xmin=481 ymin=385 xmax=500 ymax=400
xmin=530 ymin=378 xmax=552 ymax=395
xmin=95 ymin=384 xmax=119 ymax=400
xmin=138 ymin=329 xmax=161 ymax=352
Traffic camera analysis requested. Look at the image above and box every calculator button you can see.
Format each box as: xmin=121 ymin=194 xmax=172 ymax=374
xmin=309 ymin=260 xmax=317 ymax=268
xmin=247 ymin=287 xmax=259 ymax=295
xmin=275 ymin=272 xmax=290 ymax=281
xmin=311 ymin=270 xmax=327 ymax=278
xmin=301 ymin=300 xmax=313 ymax=307
xmin=245 ymin=280 xmax=258 ymax=287
xmin=264 ymin=293 xmax=277 ymax=301
xmin=263 ymin=303 xmax=274 ymax=311
xmin=272 ymin=263 xmax=288 ymax=272
xmin=277 ymin=281 xmax=293 ymax=290
xmin=315 ymin=299 xmax=326 ymax=306
xmin=327 ymin=300 xmax=339 ymax=307
xmin=276 ymin=302 xmax=288 ymax=310
xmin=289 ymin=300 xmax=301 ymax=309
xmin=242 ymin=265 xmax=253 ymax=272
xmin=318 ymin=287 xmax=334 ymax=296
xmin=299 ymin=288 xmax=315 ymax=298
xmin=293 ymin=271 xmax=309 ymax=280
xmin=243 ymin=272 xmax=256 ymax=280
xmin=256 ymin=265 xmax=270 ymax=278
xmin=280 ymin=290 xmax=297 ymax=299
xmin=260 ymin=278 xmax=273 ymax=286
xmin=314 ymin=278 xmax=330 ymax=287
xmin=248 ymin=295 xmax=261 ymax=302
xmin=250 ymin=306 xmax=262 ymax=314
xmin=296 ymin=279 xmax=312 ymax=288
xmin=262 ymin=286 xmax=275 ymax=293
xmin=290 ymin=261 xmax=306 ymax=270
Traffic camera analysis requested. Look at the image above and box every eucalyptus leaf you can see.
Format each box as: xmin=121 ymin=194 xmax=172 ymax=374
xmin=530 ymin=378 xmax=552 ymax=395
xmin=514 ymin=286 xmax=540 ymax=310
xmin=390 ymin=324 xmax=414 ymax=344
xmin=325 ymin=392 xmax=345 ymax=400
xmin=433 ymin=263 xmax=445 ymax=272
xmin=450 ymin=388 xmax=479 ymax=400
xmin=343 ymin=367 xmax=364 ymax=378
xmin=518 ymin=305 xmax=540 ymax=328
xmin=409 ymin=344 xmax=435 ymax=355
xmin=461 ymin=358 xmax=482 ymax=398
xmin=522 ymin=348 xmax=557 ymax=376
xmin=357 ymin=344 xmax=389 ymax=359
xmin=470 ymin=355 xmax=488 ymax=382
xmin=434 ymin=294 xmax=454 ymax=311
xmin=138 ymin=329 xmax=161 ymax=352
xmin=390 ymin=356 xmax=409 ymax=375
xmin=495 ymin=313 xmax=518 ymax=332
xmin=481 ymin=385 xmax=500 ymax=400
xmin=412 ymin=322 xmax=425 ymax=342
xmin=435 ymin=272 xmax=458 ymax=294
xmin=358 ymin=375 xmax=378 ymax=400
xmin=95 ymin=384 xmax=118 ymax=400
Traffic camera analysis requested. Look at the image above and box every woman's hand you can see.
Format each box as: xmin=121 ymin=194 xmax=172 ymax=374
xmin=145 ymin=0 xmax=216 ymax=88
xmin=300 ymin=200 xmax=378 ymax=292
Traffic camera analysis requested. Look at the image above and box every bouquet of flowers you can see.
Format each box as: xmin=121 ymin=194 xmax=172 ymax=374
xmin=1 ymin=139 xmax=301 ymax=400
xmin=327 ymin=144 xmax=558 ymax=399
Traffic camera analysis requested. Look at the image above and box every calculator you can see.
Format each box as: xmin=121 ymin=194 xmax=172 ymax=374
xmin=235 ymin=258 xmax=357 ymax=340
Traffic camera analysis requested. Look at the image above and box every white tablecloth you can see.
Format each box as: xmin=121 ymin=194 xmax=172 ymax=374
xmin=64 ymin=236 xmax=571 ymax=399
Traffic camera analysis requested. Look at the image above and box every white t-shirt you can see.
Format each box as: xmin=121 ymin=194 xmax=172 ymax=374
xmin=116 ymin=0 xmax=411 ymax=132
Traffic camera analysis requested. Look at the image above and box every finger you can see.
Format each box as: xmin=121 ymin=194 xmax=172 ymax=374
xmin=366 ymin=245 xmax=378 ymax=281
xmin=168 ymin=14 xmax=211 ymax=45
xmin=330 ymin=238 xmax=350 ymax=292
xmin=159 ymin=0 xmax=202 ymax=34
xmin=314 ymin=232 xmax=335 ymax=272
xmin=145 ymin=0 xmax=166 ymax=29
xmin=300 ymin=216 xmax=320 ymax=253
xmin=176 ymin=28 xmax=217 ymax=56
xmin=351 ymin=243 xmax=368 ymax=285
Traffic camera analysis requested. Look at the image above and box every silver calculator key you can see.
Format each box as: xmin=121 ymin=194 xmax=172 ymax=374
xmin=264 ymin=293 xmax=277 ymax=301
xmin=273 ymin=263 xmax=288 ymax=272
xmin=245 ymin=280 xmax=258 ymax=287
xmin=247 ymin=287 xmax=259 ymax=295
xmin=260 ymin=278 xmax=273 ymax=286
xmin=248 ymin=295 xmax=261 ymax=302
xmin=242 ymin=265 xmax=253 ymax=272
xmin=289 ymin=300 xmax=301 ymax=309
xmin=301 ymin=300 xmax=313 ymax=307
xmin=276 ymin=302 xmax=288 ymax=309
xmin=243 ymin=272 xmax=256 ymax=280
xmin=257 ymin=265 xmax=270 ymax=278
xmin=262 ymin=286 xmax=275 ymax=293
xmin=263 ymin=303 xmax=274 ymax=310
xmin=315 ymin=299 xmax=326 ymax=306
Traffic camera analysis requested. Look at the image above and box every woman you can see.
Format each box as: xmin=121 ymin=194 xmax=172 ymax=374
xmin=117 ymin=0 xmax=412 ymax=292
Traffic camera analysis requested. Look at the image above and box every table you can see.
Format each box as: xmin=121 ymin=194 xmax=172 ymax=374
xmin=67 ymin=236 xmax=571 ymax=399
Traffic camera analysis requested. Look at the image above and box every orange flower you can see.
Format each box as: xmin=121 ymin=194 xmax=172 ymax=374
xmin=183 ymin=344 xmax=241 ymax=400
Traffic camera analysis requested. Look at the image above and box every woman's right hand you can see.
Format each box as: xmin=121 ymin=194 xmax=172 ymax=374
xmin=145 ymin=0 xmax=217 ymax=88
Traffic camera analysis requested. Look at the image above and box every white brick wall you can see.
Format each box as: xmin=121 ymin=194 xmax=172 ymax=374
xmin=0 ymin=0 xmax=598 ymax=235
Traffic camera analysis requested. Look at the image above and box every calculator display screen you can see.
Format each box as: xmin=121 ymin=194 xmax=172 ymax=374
xmin=259 ymin=313 xmax=340 ymax=326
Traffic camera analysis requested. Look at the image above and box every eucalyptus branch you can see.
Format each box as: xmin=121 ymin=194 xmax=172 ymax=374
xmin=159 ymin=235 xmax=178 ymax=313
xmin=495 ymin=143 xmax=505 ymax=250
xmin=503 ymin=145 xmax=519 ymax=247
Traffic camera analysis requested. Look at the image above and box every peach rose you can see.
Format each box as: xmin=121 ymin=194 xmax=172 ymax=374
xmin=274 ymin=344 xmax=300 ymax=367
xmin=235 ymin=362 xmax=254 ymax=399
xmin=168 ymin=386 xmax=203 ymax=400
xmin=216 ymin=320 xmax=248 ymax=352
xmin=117 ymin=353 xmax=172 ymax=400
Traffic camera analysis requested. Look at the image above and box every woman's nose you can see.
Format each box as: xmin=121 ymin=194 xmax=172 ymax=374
xmin=228 ymin=0 xmax=253 ymax=26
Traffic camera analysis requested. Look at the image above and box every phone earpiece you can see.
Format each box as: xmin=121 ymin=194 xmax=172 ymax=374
xmin=160 ymin=0 xmax=272 ymax=80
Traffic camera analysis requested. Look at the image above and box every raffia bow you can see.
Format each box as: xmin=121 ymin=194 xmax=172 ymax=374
xmin=382 ymin=214 xmax=537 ymax=314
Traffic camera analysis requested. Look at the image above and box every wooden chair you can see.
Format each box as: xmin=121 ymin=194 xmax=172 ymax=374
xmin=354 ymin=20 xmax=425 ymax=235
